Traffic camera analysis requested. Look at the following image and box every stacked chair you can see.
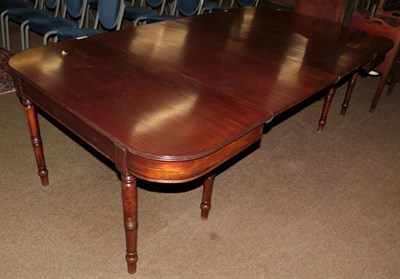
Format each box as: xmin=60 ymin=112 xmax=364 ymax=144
xmin=203 ymin=0 xmax=259 ymax=13
xmin=145 ymin=0 xmax=204 ymax=23
xmin=0 ymin=0 xmax=38 ymax=48
xmin=120 ymin=0 xmax=203 ymax=25
xmin=123 ymin=0 xmax=168 ymax=26
xmin=123 ymin=0 xmax=248 ymax=25
xmin=201 ymin=0 xmax=225 ymax=13
xmin=0 ymin=0 xmax=35 ymax=14
xmin=56 ymin=0 xmax=125 ymax=42
xmin=23 ymin=0 xmax=88 ymax=49
xmin=1 ymin=0 xmax=60 ymax=51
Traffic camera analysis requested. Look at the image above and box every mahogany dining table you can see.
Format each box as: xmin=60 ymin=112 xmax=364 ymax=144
xmin=9 ymin=6 xmax=393 ymax=275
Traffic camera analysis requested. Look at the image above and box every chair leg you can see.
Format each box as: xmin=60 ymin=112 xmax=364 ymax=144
xmin=5 ymin=16 xmax=11 ymax=51
xmin=386 ymin=68 xmax=399 ymax=96
xmin=21 ymin=23 xmax=27 ymax=50
xmin=1 ymin=12 xmax=7 ymax=49
xmin=341 ymin=72 xmax=359 ymax=115
xmin=200 ymin=173 xmax=216 ymax=221
xmin=370 ymin=71 xmax=389 ymax=113
xmin=85 ymin=7 xmax=90 ymax=28
xmin=43 ymin=32 xmax=57 ymax=45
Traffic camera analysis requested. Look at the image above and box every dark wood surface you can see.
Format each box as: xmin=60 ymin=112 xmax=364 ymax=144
xmin=10 ymin=37 xmax=270 ymax=181
xmin=95 ymin=7 xmax=392 ymax=116
xmin=9 ymin=6 xmax=393 ymax=275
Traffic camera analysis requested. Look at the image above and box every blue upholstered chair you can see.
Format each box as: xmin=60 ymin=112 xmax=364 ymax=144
xmin=0 ymin=0 xmax=33 ymax=13
xmin=200 ymin=0 xmax=220 ymax=13
xmin=1 ymin=0 xmax=60 ymax=50
xmin=144 ymin=0 xmax=203 ymax=24
xmin=0 ymin=0 xmax=37 ymax=48
xmin=23 ymin=0 xmax=88 ymax=49
xmin=56 ymin=0 xmax=125 ymax=42
xmin=204 ymin=0 xmax=259 ymax=13
xmin=124 ymin=0 xmax=167 ymax=26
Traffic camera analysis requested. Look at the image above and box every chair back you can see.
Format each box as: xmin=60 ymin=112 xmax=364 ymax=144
xmin=145 ymin=0 xmax=166 ymax=15
xmin=63 ymin=0 xmax=88 ymax=27
xmin=176 ymin=0 xmax=203 ymax=16
xmin=64 ymin=0 xmax=87 ymax=17
xmin=41 ymin=0 xmax=61 ymax=16
xmin=95 ymin=0 xmax=125 ymax=30
xmin=42 ymin=0 xmax=59 ymax=9
xmin=146 ymin=0 xmax=164 ymax=8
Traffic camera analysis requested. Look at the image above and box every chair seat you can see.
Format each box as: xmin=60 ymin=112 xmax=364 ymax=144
xmin=28 ymin=18 xmax=77 ymax=35
xmin=57 ymin=28 xmax=102 ymax=41
xmin=7 ymin=8 xmax=52 ymax=24
xmin=124 ymin=6 xmax=158 ymax=20
xmin=0 ymin=2 xmax=31 ymax=13
xmin=145 ymin=14 xmax=176 ymax=24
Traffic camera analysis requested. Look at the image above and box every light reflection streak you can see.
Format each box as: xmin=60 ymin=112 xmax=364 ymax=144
xmin=128 ymin=23 xmax=190 ymax=63
xmin=132 ymin=93 xmax=198 ymax=135
xmin=277 ymin=33 xmax=308 ymax=82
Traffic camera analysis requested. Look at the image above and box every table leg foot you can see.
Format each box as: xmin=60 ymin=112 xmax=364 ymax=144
xmin=341 ymin=72 xmax=358 ymax=115
xmin=121 ymin=174 xmax=138 ymax=274
xmin=126 ymin=254 xmax=138 ymax=274
xmin=21 ymin=97 xmax=49 ymax=186
xmin=317 ymin=87 xmax=336 ymax=133
xmin=200 ymin=173 xmax=216 ymax=221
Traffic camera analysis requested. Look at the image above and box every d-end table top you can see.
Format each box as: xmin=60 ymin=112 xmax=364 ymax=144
xmin=9 ymin=37 xmax=271 ymax=181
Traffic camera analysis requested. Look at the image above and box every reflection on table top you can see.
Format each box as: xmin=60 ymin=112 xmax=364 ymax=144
xmin=94 ymin=6 xmax=393 ymax=116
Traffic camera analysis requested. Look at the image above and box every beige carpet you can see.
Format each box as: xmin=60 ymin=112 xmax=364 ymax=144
xmin=1 ymin=75 xmax=399 ymax=278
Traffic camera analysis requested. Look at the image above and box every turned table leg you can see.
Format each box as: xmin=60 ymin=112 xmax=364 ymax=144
xmin=317 ymin=87 xmax=336 ymax=133
xmin=341 ymin=72 xmax=359 ymax=115
xmin=120 ymin=174 xmax=139 ymax=274
xmin=21 ymin=97 xmax=49 ymax=186
xmin=200 ymin=173 xmax=216 ymax=221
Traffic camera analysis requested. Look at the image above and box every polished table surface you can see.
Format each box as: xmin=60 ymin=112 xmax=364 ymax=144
xmin=10 ymin=37 xmax=271 ymax=182
xmin=95 ymin=7 xmax=393 ymax=116
xmin=9 ymin=6 xmax=393 ymax=275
